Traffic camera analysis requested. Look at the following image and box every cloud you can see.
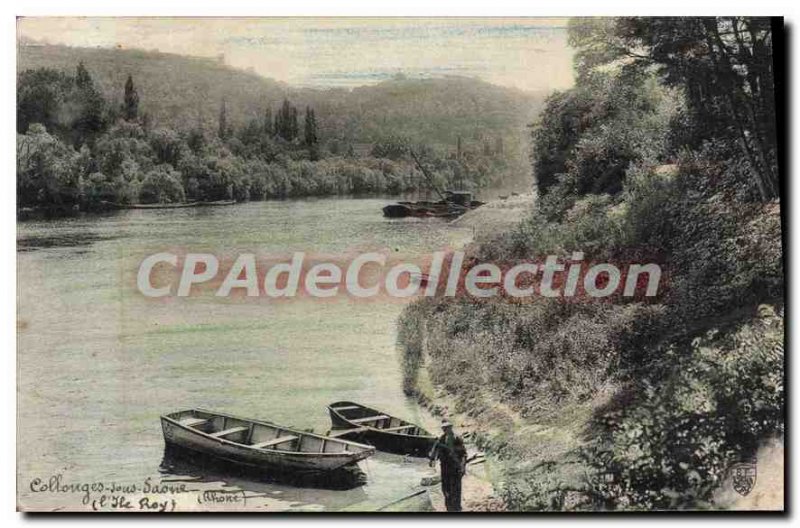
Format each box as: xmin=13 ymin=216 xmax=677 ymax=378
xmin=17 ymin=17 xmax=575 ymax=92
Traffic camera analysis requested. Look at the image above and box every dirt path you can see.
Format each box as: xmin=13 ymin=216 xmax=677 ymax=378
xmin=451 ymin=193 xmax=533 ymax=239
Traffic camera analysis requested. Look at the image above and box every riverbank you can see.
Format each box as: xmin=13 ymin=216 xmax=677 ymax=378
xmin=398 ymin=189 xmax=784 ymax=511
xmin=405 ymin=301 xmax=784 ymax=511
xmin=16 ymin=192 xmax=472 ymax=221
xmin=408 ymin=364 xmax=506 ymax=512
xmin=395 ymin=16 xmax=783 ymax=512
xmin=449 ymin=192 xmax=534 ymax=239
xmin=402 ymin=193 xmax=593 ymax=512
xmin=397 ymin=195 xmax=534 ymax=512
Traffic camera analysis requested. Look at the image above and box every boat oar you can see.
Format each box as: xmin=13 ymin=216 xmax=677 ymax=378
xmin=376 ymin=489 xmax=429 ymax=511
xmin=467 ymin=452 xmax=484 ymax=463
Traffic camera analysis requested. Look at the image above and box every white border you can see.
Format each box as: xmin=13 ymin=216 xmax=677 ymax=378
xmin=4 ymin=1 xmax=796 ymax=527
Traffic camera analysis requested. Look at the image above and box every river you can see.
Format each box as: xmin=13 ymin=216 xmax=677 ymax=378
xmin=16 ymin=198 xmax=474 ymax=511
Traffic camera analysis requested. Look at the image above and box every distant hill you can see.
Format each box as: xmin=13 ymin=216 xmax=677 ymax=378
xmin=18 ymin=43 xmax=544 ymax=149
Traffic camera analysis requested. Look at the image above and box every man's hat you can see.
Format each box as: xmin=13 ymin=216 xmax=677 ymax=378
xmin=441 ymin=419 xmax=453 ymax=429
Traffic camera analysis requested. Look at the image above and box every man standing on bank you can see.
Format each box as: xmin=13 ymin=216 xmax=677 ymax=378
xmin=428 ymin=419 xmax=468 ymax=512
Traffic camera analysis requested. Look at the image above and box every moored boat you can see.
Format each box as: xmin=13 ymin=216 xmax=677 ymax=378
xmin=383 ymin=151 xmax=485 ymax=219
xmin=161 ymin=409 xmax=375 ymax=473
xmin=382 ymin=192 xmax=484 ymax=219
xmin=110 ymin=200 xmax=237 ymax=209
xmin=382 ymin=202 xmax=459 ymax=219
xmin=327 ymin=401 xmax=436 ymax=457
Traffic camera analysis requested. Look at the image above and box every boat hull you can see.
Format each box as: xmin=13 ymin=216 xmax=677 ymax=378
xmin=328 ymin=402 xmax=436 ymax=457
xmin=161 ymin=410 xmax=374 ymax=473
xmin=382 ymin=201 xmax=484 ymax=219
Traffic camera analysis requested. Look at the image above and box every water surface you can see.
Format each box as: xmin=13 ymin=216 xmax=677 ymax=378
xmin=17 ymin=198 xmax=473 ymax=511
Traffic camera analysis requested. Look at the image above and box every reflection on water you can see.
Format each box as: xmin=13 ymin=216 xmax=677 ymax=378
xmin=160 ymin=445 xmax=368 ymax=491
xmin=17 ymin=198 xmax=468 ymax=511
xmin=16 ymin=231 xmax=112 ymax=252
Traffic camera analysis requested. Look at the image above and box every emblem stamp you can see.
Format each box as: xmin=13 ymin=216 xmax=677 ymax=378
xmin=729 ymin=461 xmax=757 ymax=496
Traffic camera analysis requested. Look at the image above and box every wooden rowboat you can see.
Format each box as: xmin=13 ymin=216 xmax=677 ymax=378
xmin=161 ymin=409 xmax=375 ymax=472
xmin=327 ymin=401 xmax=436 ymax=457
xmin=109 ymin=200 xmax=237 ymax=210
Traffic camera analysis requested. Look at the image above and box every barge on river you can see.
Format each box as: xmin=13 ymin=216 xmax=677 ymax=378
xmin=383 ymin=150 xmax=484 ymax=219
xmin=383 ymin=191 xmax=484 ymax=219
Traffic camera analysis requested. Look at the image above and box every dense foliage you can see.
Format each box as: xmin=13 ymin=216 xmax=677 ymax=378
xmin=584 ymin=311 xmax=783 ymax=510
xmin=17 ymin=62 xmax=524 ymax=212
xmin=570 ymin=17 xmax=778 ymax=201
xmin=399 ymin=16 xmax=783 ymax=511
xmin=531 ymin=72 xmax=677 ymax=215
xmin=18 ymin=43 xmax=540 ymax=174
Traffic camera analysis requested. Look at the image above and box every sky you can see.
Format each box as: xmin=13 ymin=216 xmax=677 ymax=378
xmin=17 ymin=17 xmax=575 ymax=93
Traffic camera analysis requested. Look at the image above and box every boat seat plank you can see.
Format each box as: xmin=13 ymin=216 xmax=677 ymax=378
xmin=331 ymin=405 xmax=361 ymax=411
xmin=179 ymin=417 xmax=209 ymax=428
xmin=251 ymin=435 xmax=298 ymax=449
xmin=382 ymin=424 xmax=416 ymax=432
xmin=328 ymin=427 xmax=368 ymax=437
xmin=350 ymin=415 xmax=390 ymax=424
xmin=211 ymin=426 xmax=249 ymax=438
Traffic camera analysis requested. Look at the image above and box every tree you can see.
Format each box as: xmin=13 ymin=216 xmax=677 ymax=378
xmin=150 ymin=128 xmax=186 ymax=167
xmin=17 ymin=65 xmax=107 ymax=144
xmin=530 ymin=87 xmax=596 ymax=195
xmin=568 ymin=17 xmax=778 ymax=200
xmin=139 ymin=164 xmax=186 ymax=204
xmin=17 ymin=123 xmax=81 ymax=207
xmin=290 ymin=106 xmax=299 ymax=141
xmin=276 ymin=99 xmax=299 ymax=142
xmin=75 ymin=61 xmax=93 ymax=89
xmin=70 ymin=62 xmax=106 ymax=146
xmin=123 ymin=74 xmax=140 ymax=121
xmin=531 ymin=72 xmax=674 ymax=204
xmin=276 ymin=99 xmax=288 ymax=140
xmin=17 ymin=68 xmax=72 ymax=135
xmin=218 ymin=98 xmax=229 ymax=139
xmin=263 ymin=106 xmax=273 ymax=137
xmin=304 ymin=107 xmax=318 ymax=147
xmin=187 ymin=125 xmax=207 ymax=153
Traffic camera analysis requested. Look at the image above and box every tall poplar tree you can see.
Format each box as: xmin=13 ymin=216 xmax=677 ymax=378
xmin=218 ymin=98 xmax=229 ymax=139
xmin=263 ymin=105 xmax=273 ymax=136
xmin=304 ymin=106 xmax=318 ymax=146
xmin=123 ymin=75 xmax=139 ymax=121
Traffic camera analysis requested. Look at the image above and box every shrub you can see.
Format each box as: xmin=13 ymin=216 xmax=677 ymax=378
xmin=139 ymin=164 xmax=185 ymax=204
xmin=532 ymin=73 xmax=678 ymax=220
xmin=17 ymin=124 xmax=81 ymax=208
xmin=584 ymin=311 xmax=784 ymax=510
xmin=397 ymin=300 xmax=430 ymax=394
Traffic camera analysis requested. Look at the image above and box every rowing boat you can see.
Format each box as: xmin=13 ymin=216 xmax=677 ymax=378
xmin=327 ymin=401 xmax=436 ymax=457
xmin=161 ymin=409 xmax=375 ymax=472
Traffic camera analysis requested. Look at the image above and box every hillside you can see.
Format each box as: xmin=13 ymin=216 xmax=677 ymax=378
xmin=398 ymin=17 xmax=783 ymax=512
xmin=17 ymin=43 xmax=543 ymax=149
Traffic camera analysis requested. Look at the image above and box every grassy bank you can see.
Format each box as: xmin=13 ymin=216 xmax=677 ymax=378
xmin=397 ymin=18 xmax=783 ymax=511
xmin=399 ymin=192 xmax=783 ymax=511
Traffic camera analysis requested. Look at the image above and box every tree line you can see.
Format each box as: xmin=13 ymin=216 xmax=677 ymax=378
xmin=17 ymin=62 xmax=512 ymax=214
